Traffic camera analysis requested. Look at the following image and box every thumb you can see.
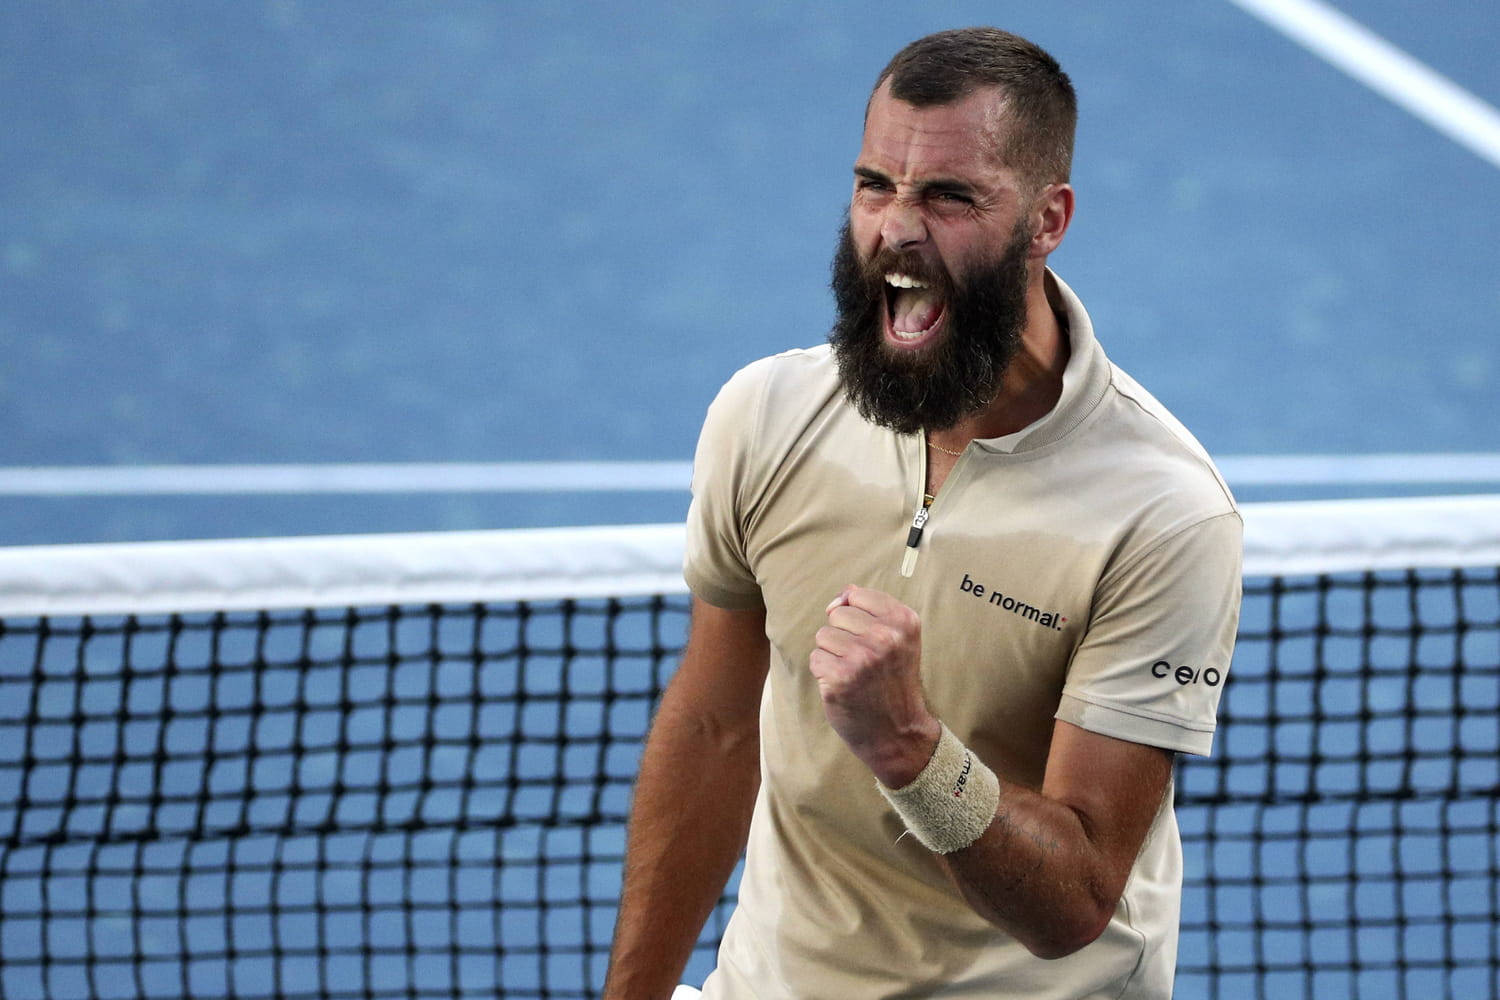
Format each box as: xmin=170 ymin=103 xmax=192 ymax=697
xmin=825 ymin=585 xmax=856 ymax=615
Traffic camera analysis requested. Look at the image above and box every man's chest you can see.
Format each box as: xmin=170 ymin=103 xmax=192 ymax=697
xmin=743 ymin=465 xmax=1111 ymax=768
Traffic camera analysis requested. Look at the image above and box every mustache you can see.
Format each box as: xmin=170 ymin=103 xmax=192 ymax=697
xmin=854 ymin=247 xmax=956 ymax=298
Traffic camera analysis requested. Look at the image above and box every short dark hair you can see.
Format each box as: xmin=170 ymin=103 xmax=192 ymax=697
xmin=872 ymin=27 xmax=1077 ymax=188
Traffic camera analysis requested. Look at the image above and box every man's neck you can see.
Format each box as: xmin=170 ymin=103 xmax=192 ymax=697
xmin=928 ymin=271 xmax=1071 ymax=450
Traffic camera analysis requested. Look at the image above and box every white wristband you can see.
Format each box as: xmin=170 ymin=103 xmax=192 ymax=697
xmin=877 ymin=724 xmax=1000 ymax=854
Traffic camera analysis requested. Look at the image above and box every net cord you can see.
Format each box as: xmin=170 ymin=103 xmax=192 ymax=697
xmin=0 ymin=495 xmax=1495 ymax=617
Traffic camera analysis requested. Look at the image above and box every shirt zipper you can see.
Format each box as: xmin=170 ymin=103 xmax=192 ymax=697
xmin=899 ymin=492 xmax=936 ymax=578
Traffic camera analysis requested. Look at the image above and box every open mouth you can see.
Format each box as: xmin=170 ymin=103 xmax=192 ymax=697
xmin=883 ymin=272 xmax=946 ymax=350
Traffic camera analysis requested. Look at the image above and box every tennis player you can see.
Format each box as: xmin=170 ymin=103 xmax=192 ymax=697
xmin=605 ymin=27 xmax=1241 ymax=999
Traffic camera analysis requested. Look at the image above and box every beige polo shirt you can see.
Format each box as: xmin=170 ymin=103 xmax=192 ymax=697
xmin=684 ymin=272 xmax=1241 ymax=998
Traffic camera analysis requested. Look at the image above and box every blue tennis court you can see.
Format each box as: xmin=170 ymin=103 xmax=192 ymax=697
xmin=0 ymin=0 xmax=1496 ymax=542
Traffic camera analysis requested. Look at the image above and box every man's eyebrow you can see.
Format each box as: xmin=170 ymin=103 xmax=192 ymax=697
xmin=919 ymin=178 xmax=979 ymax=197
xmin=853 ymin=167 xmax=979 ymax=197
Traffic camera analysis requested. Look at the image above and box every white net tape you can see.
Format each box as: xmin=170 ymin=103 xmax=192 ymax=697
xmin=0 ymin=495 xmax=1495 ymax=617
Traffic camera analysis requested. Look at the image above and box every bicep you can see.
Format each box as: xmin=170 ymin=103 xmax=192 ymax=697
xmin=1041 ymin=720 xmax=1173 ymax=886
xmin=660 ymin=596 xmax=770 ymax=735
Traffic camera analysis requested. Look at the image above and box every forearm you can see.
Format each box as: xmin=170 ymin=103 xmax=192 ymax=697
xmin=871 ymin=727 xmax=1115 ymax=958
xmin=603 ymin=684 xmax=761 ymax=999
xmin=868 ymin=720 xmax=1171 ymax=960
xmin=937 ymin=779 xmax=1118 ymax=958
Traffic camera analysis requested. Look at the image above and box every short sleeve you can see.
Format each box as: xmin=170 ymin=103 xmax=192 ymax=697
xmin=682 ymin=362 xmax=768 ymax=610
xmin=1055 ymin=511 xmax=1242 ymax=756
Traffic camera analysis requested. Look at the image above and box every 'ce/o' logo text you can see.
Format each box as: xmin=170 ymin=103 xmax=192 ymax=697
xmin=1152 ymin=660 xmax=1222 ymax=687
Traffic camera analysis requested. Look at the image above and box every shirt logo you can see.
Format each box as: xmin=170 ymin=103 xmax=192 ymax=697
xmin=1152 ymin=660 xmax=1222 ymax=686
xmin=958 ymin=573 xmax=1068 ymax=631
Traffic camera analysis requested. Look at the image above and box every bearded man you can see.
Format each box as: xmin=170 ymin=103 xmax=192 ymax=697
xmin=605 ymin=27 xmax=1242 ymax=1000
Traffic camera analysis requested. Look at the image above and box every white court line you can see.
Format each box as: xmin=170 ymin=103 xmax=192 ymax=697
xmin=1226 ymin=0 xmax=1500 ymax=169
xmin=0 ymin=462 xmax=695 ymax=495
xmin=1217 ymin=453 xmax=1500 ymax=485
xmin=0 ymin=456 xmax=1497 ymax=495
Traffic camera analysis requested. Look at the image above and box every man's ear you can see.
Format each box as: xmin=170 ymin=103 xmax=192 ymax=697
xmin=1029 ymin=183 xmax=1075 ymax=258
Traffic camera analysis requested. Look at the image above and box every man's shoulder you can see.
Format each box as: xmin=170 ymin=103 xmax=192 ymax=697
xmin=726 ymin=344 xmax=837 ymax=391
xmin=1082 ymin=361 xmax=1239 ymax=524
xmin=709 ymin=344 xmax=841 ymax=424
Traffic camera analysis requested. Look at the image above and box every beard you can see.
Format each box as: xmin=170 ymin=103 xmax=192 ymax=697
xmin=827 ymin=216 xmax=1033 ymax=434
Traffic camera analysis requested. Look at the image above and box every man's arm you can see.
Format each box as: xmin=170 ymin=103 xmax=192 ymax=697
xmin=812 ymin=585 xmax=1172 ymax=959
xmin=938 ymin=721 xmax=1172 ymax=958
xmin=603 ymin=596 xmax=769 ymax=1000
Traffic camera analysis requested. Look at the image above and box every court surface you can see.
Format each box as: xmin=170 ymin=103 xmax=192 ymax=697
xmin=0 ymin=1 xmax=1496 ymax=543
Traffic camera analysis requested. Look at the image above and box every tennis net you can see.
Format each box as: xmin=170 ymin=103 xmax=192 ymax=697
xmin=0 ymin=496 xmax=1496 ymax=999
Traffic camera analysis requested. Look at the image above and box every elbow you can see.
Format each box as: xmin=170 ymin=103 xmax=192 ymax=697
xmin=1016 ymin=905 xmax=1114 ymax=961
xmin=1020 ymin=865 xmax=1124 ymax=959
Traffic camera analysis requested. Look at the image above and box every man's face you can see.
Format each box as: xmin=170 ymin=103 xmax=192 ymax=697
xmin=829 ymin=82 xmax=1038 ymax=434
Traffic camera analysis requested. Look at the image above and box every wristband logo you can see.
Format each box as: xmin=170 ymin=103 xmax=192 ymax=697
xmin=1152 ymin=660 xmax=1222 ymax=687
xmin=952 ymin=752 xmax=972 ymax=798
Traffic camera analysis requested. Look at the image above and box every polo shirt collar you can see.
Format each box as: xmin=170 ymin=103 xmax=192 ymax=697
xmin=971 ymin=268 xmax=1111 ymax=455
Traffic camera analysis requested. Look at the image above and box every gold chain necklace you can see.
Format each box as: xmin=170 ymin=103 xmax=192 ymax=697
xmin=926 ymin=436 xmax=966 ymax=457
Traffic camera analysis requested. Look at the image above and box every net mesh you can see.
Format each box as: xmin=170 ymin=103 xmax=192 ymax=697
xmin=1177 ymin=566 xmax=1499 ymax=1000
xmin=0 ymin=498 xmax=1497 ymax=999
xmin=0 ymin=599 xmax=698 ymax=1000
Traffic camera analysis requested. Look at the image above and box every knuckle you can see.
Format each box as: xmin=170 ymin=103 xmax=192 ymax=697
xmin=868 ymin=624 xmax=900 ymax=652
xmin=820 ymin=669 xmax=852 ymax=699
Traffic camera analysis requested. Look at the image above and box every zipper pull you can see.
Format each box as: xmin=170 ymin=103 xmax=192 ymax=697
xmin=900 ymin=495 xmax=934 ymax=578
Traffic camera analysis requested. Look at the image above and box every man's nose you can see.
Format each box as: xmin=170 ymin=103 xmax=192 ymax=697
xmin=880 ymin=199 xmax=927 ymax=251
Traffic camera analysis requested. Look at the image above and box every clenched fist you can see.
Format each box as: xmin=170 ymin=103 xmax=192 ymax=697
xmin=810 ymin=585 xmax=942 ymax=788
